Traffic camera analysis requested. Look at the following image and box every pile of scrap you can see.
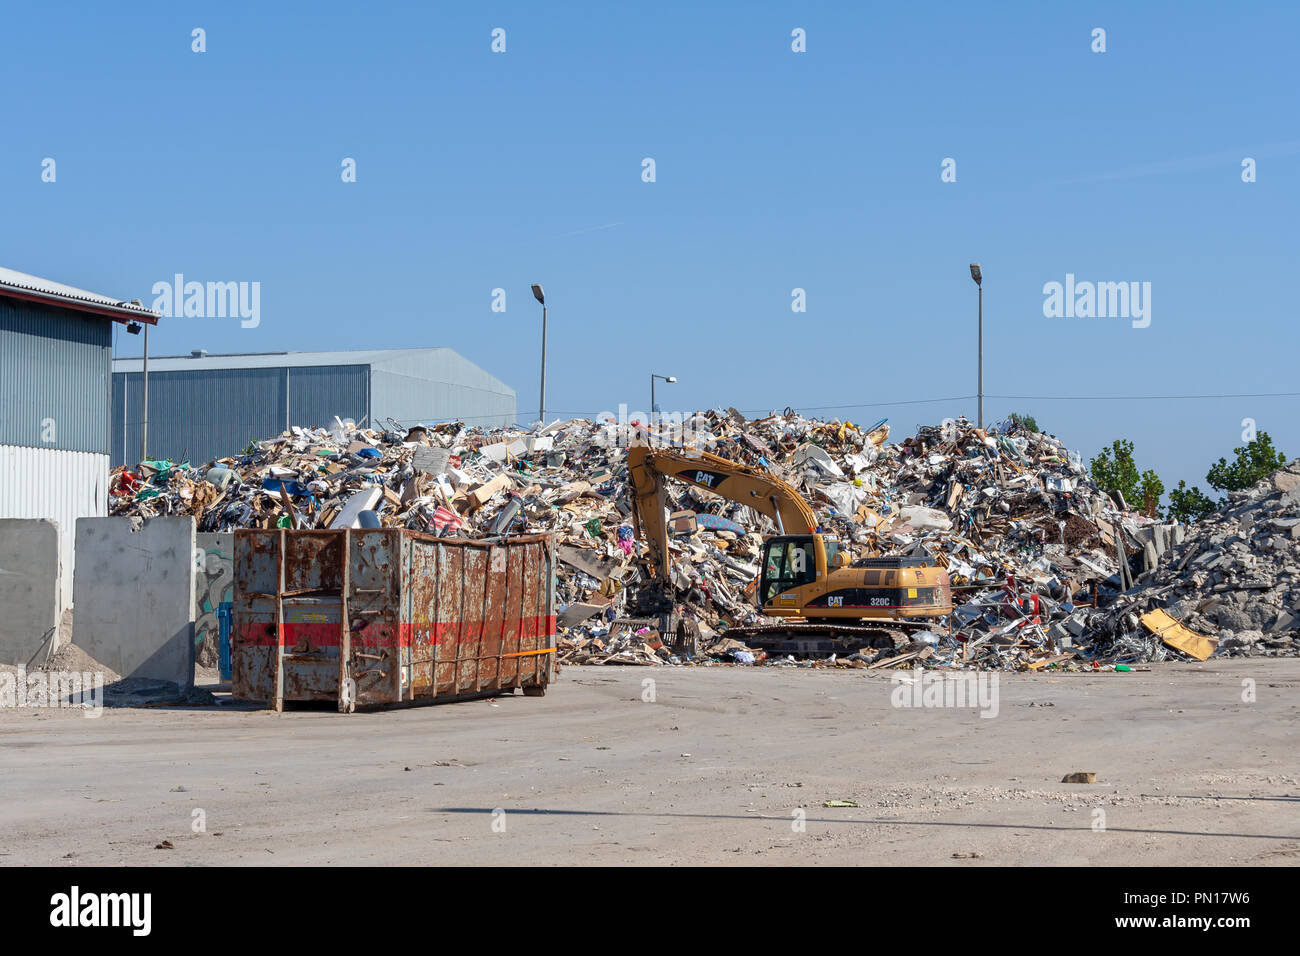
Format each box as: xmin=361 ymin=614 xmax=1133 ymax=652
xmin=106 ymin=409 xmax=1298 ymax=669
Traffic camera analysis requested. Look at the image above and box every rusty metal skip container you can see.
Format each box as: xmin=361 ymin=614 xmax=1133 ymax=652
xmin=232 ymin=529 xmax=556 ymax=712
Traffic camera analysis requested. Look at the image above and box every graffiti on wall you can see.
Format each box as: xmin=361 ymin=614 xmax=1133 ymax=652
xmin=194 ymin=535 xmax=234 ymax=668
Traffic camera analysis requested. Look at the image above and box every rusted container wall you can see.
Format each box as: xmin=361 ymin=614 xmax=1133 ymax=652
xmin=232 ymin=529 xmax=555 ymax=711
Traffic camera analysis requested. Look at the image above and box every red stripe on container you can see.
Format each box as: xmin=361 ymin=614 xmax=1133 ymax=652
xmin=236 ymin=615 xmax=556 ymax=648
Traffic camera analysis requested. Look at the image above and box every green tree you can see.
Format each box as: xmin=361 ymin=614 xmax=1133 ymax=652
xmin=1090 ymin=439 xmax=1138 ymax=504
xmin=1137 ymin=470 xmax=1165 ymax=519
xmin=1167 ymin=480 xmax=1219 ymax=525
xmin=1090 ymin=439 xmax=1165 ymax=517
xmin=1205 ymin=432 xmax=1288 ymax=492
xmin=1007 ymin=411 xmax=1040 ymax=433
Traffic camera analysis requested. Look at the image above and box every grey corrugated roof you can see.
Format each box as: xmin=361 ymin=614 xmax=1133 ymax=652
xmin=112 ymin=347 xmax=460 ymax=373
xmin=111 ymin=349 xmax=516 ymax=398
xmin=0 ymin=265 xmax=159 ymax=322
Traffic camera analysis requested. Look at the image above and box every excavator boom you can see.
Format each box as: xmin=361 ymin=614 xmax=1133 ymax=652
xmin=627 ymin=444 xmax=816 ymax=581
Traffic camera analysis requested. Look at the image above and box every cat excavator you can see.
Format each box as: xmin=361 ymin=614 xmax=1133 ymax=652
xmin=627 ymin=444 xmax=953 ymax=655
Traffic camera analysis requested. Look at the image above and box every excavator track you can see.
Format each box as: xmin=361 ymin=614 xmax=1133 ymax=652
xmin=723 ymin=621 xmax=925 ymax=658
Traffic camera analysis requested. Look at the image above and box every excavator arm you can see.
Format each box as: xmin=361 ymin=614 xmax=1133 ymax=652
xmin=627 ymin=444 xmax=818 ymax=582
xmin=626 ymin=442 xmax=952 ymax=655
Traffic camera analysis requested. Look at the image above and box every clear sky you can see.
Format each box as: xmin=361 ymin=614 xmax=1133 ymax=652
xmin=4 ymin=0 xmax=1297 ymax=498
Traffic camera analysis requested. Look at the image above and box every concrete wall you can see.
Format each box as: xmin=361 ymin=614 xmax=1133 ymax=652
xmin=0 ymin=519 xmax=61 ymax=666
xmin=73 ymin=516 xmax=195 ymax=691
xmin=194 ymin=532 xmax=234 ymax=667
xmin=0 ymin=445 xmax=108 ymax=608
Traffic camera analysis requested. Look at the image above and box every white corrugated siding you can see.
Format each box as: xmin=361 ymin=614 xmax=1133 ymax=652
xmin=0 ymin=445 xmax=108 ymax=609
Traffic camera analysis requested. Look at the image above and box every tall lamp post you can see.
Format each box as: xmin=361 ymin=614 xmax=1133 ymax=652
xmin=125 ymin=309 xmax=148 ymax=463
xmin=531 ymin=284 xmax=547 ymax=426
xmin=969 ymin=263 xmax=983 ymax=429
xmin=650 ymin=373 xmax=676 ymax=442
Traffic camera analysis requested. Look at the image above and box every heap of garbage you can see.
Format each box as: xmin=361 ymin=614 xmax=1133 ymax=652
xmin=1088 ymin=460 xmax=1300 ymax=659
xmin=107 ymin=409 xmax=1298 ymax=669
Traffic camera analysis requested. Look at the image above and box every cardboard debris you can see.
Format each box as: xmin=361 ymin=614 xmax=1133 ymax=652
xmin=466 ymin=473 xmax=512 ymax=510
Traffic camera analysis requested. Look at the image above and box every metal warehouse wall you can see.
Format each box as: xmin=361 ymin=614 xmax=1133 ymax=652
xmin=111 ymin=364 xmax=369 ymax=467
xmin=287 ymin=364 xmax=370 ymax=431
xmin=369 ymin=351 xmax=515 ymax=428
xmin=0 ymin=297 xmax=112 ymax=453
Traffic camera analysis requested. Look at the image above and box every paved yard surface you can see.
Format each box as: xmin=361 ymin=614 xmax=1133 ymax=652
xmin=1 ymin=660 xmax=1297 ymax=865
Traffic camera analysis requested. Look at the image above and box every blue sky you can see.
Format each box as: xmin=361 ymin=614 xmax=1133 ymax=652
xmin=3 ymin=1 xmax=1297 ymax=496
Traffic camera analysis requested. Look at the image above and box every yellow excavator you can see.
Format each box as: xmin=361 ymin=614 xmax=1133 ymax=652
xmin=627 ymin=444 xmax=953 ymax=655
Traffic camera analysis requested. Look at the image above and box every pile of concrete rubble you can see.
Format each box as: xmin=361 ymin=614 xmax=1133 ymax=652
xmin=1090 ymin=461 xmax=1300 ymax=659
xmin=106 ymin=409 xmax=1298 ymax=669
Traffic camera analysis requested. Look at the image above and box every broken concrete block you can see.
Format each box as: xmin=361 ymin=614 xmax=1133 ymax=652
xmin=1270 ymin=609 xmax=1297 ymax=633
xmin=1273 ymin=471 xmax=1300 ymax=493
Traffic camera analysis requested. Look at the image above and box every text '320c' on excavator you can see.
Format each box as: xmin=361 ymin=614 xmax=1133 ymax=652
xmin=627 ymin=443 xmax=954 ymax=656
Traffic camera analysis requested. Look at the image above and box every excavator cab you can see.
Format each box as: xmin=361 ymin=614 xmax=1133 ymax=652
xmin=758 ymin=532 xmax=952 ymax=622
xmin=760 ymin=534 xmax=825 ymax=604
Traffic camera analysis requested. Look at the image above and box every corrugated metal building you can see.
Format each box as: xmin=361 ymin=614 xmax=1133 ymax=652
xmin=110 ymin=348 xmax=516 ymax=468
xmin=0 ymin=266 xmax=160 ymax=608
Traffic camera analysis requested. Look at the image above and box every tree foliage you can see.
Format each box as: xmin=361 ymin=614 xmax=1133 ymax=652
xmin=1007 ymin=411 xmax=1039 ymax=434
xmin=1088 ymin=432 xmax=1288 ymax=527
xmin=1089 ymin=438 xmax=1165 ymax=518
xmin=1167 ymin=480 xmax=1219 ymax=525
xmin=1205 ymin=432 xmax=1288 ymax=492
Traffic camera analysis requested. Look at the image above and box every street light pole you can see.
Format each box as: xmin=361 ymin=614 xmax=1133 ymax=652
xmin=978 ymin=282 xmax=983 ymax=429
xmin=531 ymin=284 xmax=547 ymax=425
xmin=123 ymin=312 xmax=147 ymax=463
xmin=970 ymin=263 xmax=983 ymax=429
xmin=650 ymin=373 xmax=677 ymax=444
xmin=539 ymin=303 xmax=547 ymax=424
xmin=141 ymin=322 xmax=149 ymax=463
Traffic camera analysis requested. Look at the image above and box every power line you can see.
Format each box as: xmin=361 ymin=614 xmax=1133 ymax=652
xmin=987 ymin=391 xmax=1300 ymax=402
xmin=115 ymin=388 xmax=1300 ymax=435
xmin=354 ymin=387 xmax=1300 ymax=427
xmin=738 ymin=396 xmax=976 ymax=415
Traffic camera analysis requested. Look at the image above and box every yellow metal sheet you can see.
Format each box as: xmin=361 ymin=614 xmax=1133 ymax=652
xmin=1141 ymin=608 xmax=1218 ymax=662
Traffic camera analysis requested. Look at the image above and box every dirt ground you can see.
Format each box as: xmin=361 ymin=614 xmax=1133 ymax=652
xmin=1 ymin=660 xmax=1297 ymax=866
